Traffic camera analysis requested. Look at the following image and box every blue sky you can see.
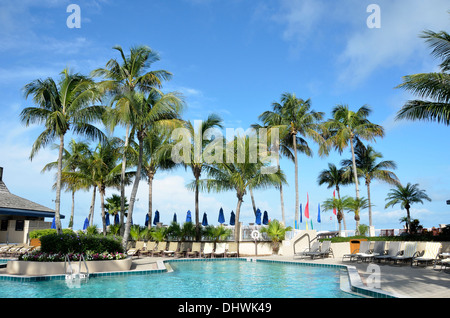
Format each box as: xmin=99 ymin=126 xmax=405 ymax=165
xmin=0 ymin=0 xmax=449 ymax=232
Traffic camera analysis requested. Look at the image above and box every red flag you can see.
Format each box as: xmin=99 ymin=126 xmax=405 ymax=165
xmin=333 ymin=190 xmax=337 ymax=215
xmin=305 ymin=193 xmax=309 ymax=219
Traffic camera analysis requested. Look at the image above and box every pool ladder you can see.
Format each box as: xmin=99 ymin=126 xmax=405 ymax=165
xmin=64 ymin=255 xmax=89 ymax=281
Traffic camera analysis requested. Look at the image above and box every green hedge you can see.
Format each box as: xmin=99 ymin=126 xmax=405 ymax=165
xmin=39 ymin=232 xmax=124 ymax=254
xmin=29 ymin=228 xmax=74 ymax=239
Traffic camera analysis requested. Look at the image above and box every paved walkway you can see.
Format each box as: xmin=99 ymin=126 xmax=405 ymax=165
xmin=130 ymin=255 xmax=450 ymax=298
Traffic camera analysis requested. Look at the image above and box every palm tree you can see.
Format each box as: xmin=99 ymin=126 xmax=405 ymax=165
xmin=20 ymin=68 xmax=105 ymax=234
xmin=197 ymin=135 xmax=286 ymax=242
xmin=396 ymin=29 xmax=450 ymax=125
xmin=321 ymin=196 xmax=352 ymax=233
xmin=93 ymin=45 xmax=172 ymax=233
xmin=137 ymin=129 xmax=178 ymax=229
xmin=182 ymin=114 xmax=223 ymax=239
xmin=342 ymin=141 xmax=400 ymax=227
xmin=259 ymin=219 xmax=292 ymax=254
xmin=89 ymin=137 xmax=123 ymax=235
xmin=119 ymin=89 xmax=183 ymax=249
xmin=317 ymin=163 xmax=350 ymax=231
xmin=42 ymin=139 xmax=91 ymax=228
xmin=385 ymin=183 xmax=431 ymax=233
xmin=259 ymin=93 xmax=326 ymax=228
xmin=345 ymin=196 xmax=370 ymax=231
xmin=324 ymin=105 xmax=384 ymax=202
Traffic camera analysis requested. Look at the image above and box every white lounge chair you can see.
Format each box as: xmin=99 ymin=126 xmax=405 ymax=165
xmin=374 ymin=241 xmax=402 ymax=263
xmin=202 ymin=243 xmax=214 ymax=258
xmin=225 ymin=242 xmax=238 ymax=257
xmin=343 ymin=241 xmax=370 ymax=262
xmin=358 ymin=241 xmax=386 ymax=262
xmin=163 ymin=242 xmax=179 ymax=257
xmin=411 ymin=242 xmax=441 ymax=267
xmin=213 ymin=243 xmax=226 ymax=258
xmin=294 ymin=241 xmax=320 ymax=259
xmin=390 ymin=242 xmax=418 ymax=265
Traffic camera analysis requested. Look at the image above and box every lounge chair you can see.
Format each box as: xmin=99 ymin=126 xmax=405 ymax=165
xmin=305 ymin=240 xmax=333 ymax=259
xmin=0 ymin=244 xmax=16 ymax=257
xmin=175 ymin=242 xmax=191 ymax=258
xmin=411 ymin=242 xmax=441 ymax=267
xmin=151 ymin=241 xmax=167 ymax=257
xmin=343 ymin=241 xmax=370 ymax=262
xmin=213 ymin=243 xmax=226 ymax=258
xmin=144 ymin=241 xmax=157 ymax=257
xmin=434 ymin=256 xmax=450 ymax=272
xmin=12 ymin=246 xmax=35 ymax=257
xmin=186 ymin=242 xmax=201 ymax=258
xmin=225 ymin=242 xmax=239 ymax=258
xmin=294 ymin=241 xmax=320 ymax=259
xmin=202 ymin=243 xmax=214 ymax=258
xmin=4 ymin=244 xmax=25 ymax=258
xmin=374 ymin=241 xmax=402 ymax=263
xmin=390 ymin=242 xmax=418 ymax=265
xmin=127 ymin=241 xmax=144 ymax=258
xmin=358 ymin=241 xmax=386 ymax=262
xmin=163 ymin=242 xmax=179 ymax=257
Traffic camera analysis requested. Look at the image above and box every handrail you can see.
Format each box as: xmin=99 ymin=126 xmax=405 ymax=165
xmin=79 ymin=254 xmax=89 ymax=278
xmin=64 ymin=255 xmax=73 ymax=279
xmin=292 ymin=233 xmax=320 ymax=255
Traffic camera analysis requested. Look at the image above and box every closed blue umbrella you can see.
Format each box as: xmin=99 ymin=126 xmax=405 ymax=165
xmin=202 ymin=212 xmax=208 ymax=226
xmin=255 ymin=208 xmax=262 ymax=225
xmin=173 ymin=213 xmax=177 ymax=223
xmin=317 ymin=203 xmax=321 ymax=223
xmin=263 ymin=211 xmax=269 ymax=225
xmin=83 ymin=217 xmax=89 ymax=230
xmin=114 ymin=214 xmax=119 ymax=225
xmin=51 ymin=217 xmax=56 ymax=229
xmin=186 ymin=210 xmax=192 ymax=223
xmin=106 ymin=213 xmax=110 ymax=226
xmin=230 ymin=211 xmax=235 ymax=226
xmin=153 ymin=210 xmax=160 ymax=225
xmin=218 ymin=208 xmax=225 ymax=224
xmin=145 ymin=214 xmax=149 ymax=227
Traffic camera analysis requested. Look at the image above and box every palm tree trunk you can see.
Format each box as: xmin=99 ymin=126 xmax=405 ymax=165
xmin=120 ymin=124 xmax=130 ymax=237
xmin=249 ymin=187 xmax=257 ymax=216
xmin=147 ymin=172 xmax=154 ymax=229
xmin=89 ymin=185 xmax=97 ymax=226
xmin=195 ymin=175 xmax=200 ymax=241
xmin=69 ymin=191 xmax=75 ymax=229
xmin=100 ymin=186 xmax=106 ymax=236
xmin=54 ymin=134 xmax=64 ymax=234
xmin=293 ymin=132 xmax=299 ymax=228
xmin=367 ymin=181 xmax=373 ymax=227
xmin=122 ymin=134 xmax=144 ymax=250
xmin=234 ymin=196 xmax=243 ymax=242
xmin=336 ymin=186 xmax=347 ymax=231
xmin=405 ymin=205 xmax=411 ymax=233
xmin=277 ymin=158 xmax=286 ymax=226
xmin=349 ymin=136 xmax=360 ymax=199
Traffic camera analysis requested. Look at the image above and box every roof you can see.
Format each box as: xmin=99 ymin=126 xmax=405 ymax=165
xmin=0 ymin=179 xmax=64 ymax=219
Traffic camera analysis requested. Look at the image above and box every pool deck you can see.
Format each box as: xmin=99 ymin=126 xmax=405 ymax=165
xmin=2 ymin=255 xmax=449 ymax=298
xmin=129 ymin=255 xmax=450 ymax=298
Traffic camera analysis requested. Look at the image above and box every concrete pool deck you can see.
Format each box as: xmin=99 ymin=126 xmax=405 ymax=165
xmin=128 ymin=255 xmax=450 ymax=298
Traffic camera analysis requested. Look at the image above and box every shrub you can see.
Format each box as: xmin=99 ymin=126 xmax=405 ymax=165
xmin=29 ymin=228 xmax=74 ymax=239
xmin=39 ymin=232 xmax=124 ymax=255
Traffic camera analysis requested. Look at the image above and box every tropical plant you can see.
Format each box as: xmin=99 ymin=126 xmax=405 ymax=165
xmin=180 ymin=222 xmax=196 ymax=241
xmin=341 ymin=140 xmax=400 ymax=227
xmin=150 ymin=226 xmax=168 ymax=243
xmin=324 ymin=104 xmax=384 ymax=201
xmin=182 ymin=114 xmax=223 ymax=239
xmin=167 ymin=221 xmax=182 ymax=241
xmin=317 ymin=163 xmax=350 ymax=231
xmin=321 ymin=197 xmax=349 ymax=234
xmin=258 ymin=93 xmax=326 ymax=228
xmin=396 ymin=28 xmax=450 ymax=125
xmin=42 ymin=139 xmax=91 ymax=228
xmin=196 ymin=135 xmax=286 ymax=242
xmin=345 ymin=196 xmax=370 ymax=230
xmin=20 ymin=68 xmax=106 ymax=234
xmin=204 ymin=225 xmax=232 ymax=249
xmin=260 ymin=219 xmax=292 ymax=254
xmin=117 ymin=88 xmax=183 ymax=250
xmin=93 ymin=45 xmax=172 ymax=234
xmin=385 ymin=183 xmax=431 ymax=233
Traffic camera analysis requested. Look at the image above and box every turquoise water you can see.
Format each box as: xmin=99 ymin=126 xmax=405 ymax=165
xmin=0 ymin=260 xmax=359 ymax=298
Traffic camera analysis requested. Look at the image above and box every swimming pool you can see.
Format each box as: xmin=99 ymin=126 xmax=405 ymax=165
xmin=0 ymin=259 xmax=359 ymax=298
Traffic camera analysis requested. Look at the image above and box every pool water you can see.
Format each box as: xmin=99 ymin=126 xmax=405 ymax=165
xmin=0 ymin=260 xmax=359 ymax=298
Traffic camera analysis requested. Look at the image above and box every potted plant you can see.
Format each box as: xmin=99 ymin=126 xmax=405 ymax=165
xmin=260 ymin=219 xmax=292 ymax=254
